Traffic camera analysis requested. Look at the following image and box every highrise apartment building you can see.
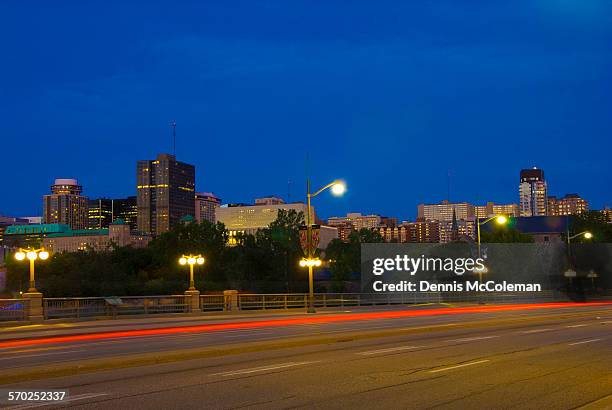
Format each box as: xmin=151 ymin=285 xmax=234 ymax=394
xmin=519 ymin=168 xmax=548 ymax=216
xmin=43 ymin=178 xmax=88 ymax=230
xmin=547 ymin=194 xmax=588 ymax=216
xmin=195 ymin=192 xmax=221 ymax=223
xmin=137 ymin=153 xmax=195 ymax=236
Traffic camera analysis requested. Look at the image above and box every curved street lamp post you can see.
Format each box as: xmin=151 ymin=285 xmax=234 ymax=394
xmin=302 ymin=179 xmax=346 ymax=313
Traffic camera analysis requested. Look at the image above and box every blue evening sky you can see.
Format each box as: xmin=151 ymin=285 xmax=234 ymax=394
xmin=1 ymin=1 xmax=611 ymax=221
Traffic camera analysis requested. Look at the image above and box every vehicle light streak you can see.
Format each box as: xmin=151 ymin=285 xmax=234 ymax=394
xmin=1 ymin=301 xmax=610 ymax=349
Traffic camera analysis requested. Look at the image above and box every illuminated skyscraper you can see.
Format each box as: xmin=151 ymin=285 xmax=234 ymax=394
xmin=88 ymin=198 xmax=113 ymax=229
xmin=114 ymin=196 xmax=138 ymax=231
xmin=195 ymin=192 xmax=221 ymax=223
xmin=43 ymin=178 xmax=89 ymax=230
xmin=519 ymin=168 xmax=548 ymax=216
xmin=137 ymin=153 xmax=195 ymax=236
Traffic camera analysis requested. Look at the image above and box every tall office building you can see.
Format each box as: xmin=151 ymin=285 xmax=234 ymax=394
xmin=195 ymin=192 xmax=221 ymax=223
xmin=88 ymin=197 xmax=138 ymax=231
xmin=114 ymin=196 xmax=138 ymax=231
xmin=43 ymin=179 xmax=89 ymax=230
xmin=137 ymin=153 xmax=196 ymax=236
xmin=519 ymin=168 xmax=548 ymax=216
xmin=88 ymin=198 xmax=114 ymax=229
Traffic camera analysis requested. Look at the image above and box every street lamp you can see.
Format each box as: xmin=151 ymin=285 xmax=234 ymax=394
xmin=475 ymin=215 xmax=506 ymax=305
xmin=566 ymin=230 xmax=592 ymax=262
xmin=178 ymin=254 xmax=205 ymax=291
xmin=304 ymin=179 xmax=346 ymax=313
xmin=568 ymin=231 xmax=592 ymax=244
xmin=14 ymin=248 xmax=50 ymax=293
xmin=476 ymin=215 xmax=507 ymax=259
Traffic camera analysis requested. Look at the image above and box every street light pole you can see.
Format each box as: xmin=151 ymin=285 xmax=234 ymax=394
xmin=475 ymin=215 xmax=507 ymax=304
xmin=179 ymin=254 xmax=205 ymax=291
xmin=303 ymin=179 xmax=346 ymax=313
xmin=306 ymin=178 xmax=314 ymax=313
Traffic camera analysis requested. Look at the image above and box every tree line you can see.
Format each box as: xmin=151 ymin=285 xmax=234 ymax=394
xmin=4 ymin=211 xmax=609 ymax=297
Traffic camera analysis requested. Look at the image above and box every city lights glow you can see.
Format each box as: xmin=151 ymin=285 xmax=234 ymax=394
xmin=584 ymin=232 xmax=593 ymax=239
xmin=15 ymin=252 xmax=26 ymax=261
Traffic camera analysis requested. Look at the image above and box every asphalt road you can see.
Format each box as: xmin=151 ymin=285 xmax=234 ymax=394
xmin=1 ymin=304 xmax=611 ymax=409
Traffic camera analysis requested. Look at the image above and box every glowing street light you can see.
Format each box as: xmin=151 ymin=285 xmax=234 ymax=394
xmin=14 ymin=248 xmax=50 ymax=292
xmin=299 ymin=258 xmax=322 ymax=268
xmin=178 ymin=254 xmax=205 ymax=291
xmin=304 ymin=179 xmax=346 ymax=313
xmin=476 ymin=215 xmax=508 ymax=259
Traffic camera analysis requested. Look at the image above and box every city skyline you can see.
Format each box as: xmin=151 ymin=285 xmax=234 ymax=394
xmin=0 ymin=160 xmax=605 ymax=223
xmin=2 ymin=2 xmax=612 ymax=220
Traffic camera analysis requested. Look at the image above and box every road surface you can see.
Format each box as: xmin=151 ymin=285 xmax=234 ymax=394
xmin=1 ymin=303 xmax=611 ymax=409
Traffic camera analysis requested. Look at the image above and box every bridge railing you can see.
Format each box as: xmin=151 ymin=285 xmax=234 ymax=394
xmin=0 ymin=299 xmax=29 ymax=322
xmin=43 ymin=295 xmax=190 ymax=319
xmin=0 ymin=290 xmax=607 ymax=322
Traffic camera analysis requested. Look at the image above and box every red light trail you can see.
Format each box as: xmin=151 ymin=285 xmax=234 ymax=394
xmin=1 ymin=302 xmax=610 ymax=349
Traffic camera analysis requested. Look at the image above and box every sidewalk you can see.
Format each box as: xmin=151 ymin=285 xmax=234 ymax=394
xmin=0 ymin=304 xmax=452 ymax=342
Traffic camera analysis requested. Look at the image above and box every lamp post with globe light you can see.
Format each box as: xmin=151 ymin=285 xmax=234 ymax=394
xmin=14 ymin=248 xmax=50 ymax=292
xmin=179 ymin=254 xmax=205 ymax=313
xmin=178 ymin=255 xmax=205 ymax=291
xmin=303 ymin=179 xmax=346 ymax=313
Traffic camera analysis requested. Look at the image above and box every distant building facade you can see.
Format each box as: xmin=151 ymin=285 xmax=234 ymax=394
xmin=43 ymin=219 xmax=150 ymax=253
xmin=195 ymin=192 xmax=221 ymax=223
xmin=0 ymin=215 xmax=30 ymax=247
xmin=88 ymin=197 xmax=139 ymax=231
xmin=519 ymin=168 xmax=548 ymax=216
xmin=114 ymin=196 xmax=138 ymax=231
xmin=417 ymin=201 xmax=475 ymax=222
xmin=254 ymin=196 xmax=285 ymax=205
xmin=217 ymin=201 xmax=313 ymax=237
xmin=88 ymin=198 xmax=114 ymax=229
xmin=137 ymin=153 xmax=195 ymax=236
xmin=475 ymin=202 xmax=520 ymax=219
xmin=4 ymin=223 xmax=69 ymax=249
xmin=547 ymin=194 xmax=588 ymax=216
xmin=327 ymin=213 xmax=383 ymax=231
xmin=43 ymin=178 xmax=89 ymax=230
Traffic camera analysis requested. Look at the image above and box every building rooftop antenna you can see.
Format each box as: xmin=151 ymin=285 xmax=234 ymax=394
xmin=171 ymin=120 xmax=177 ymax=156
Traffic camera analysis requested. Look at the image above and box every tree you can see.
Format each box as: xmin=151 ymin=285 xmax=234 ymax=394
xmin=325 ymin=228 xmax=384 ymax=291
xmin=480 ymin=226 xmax=533 ymax=243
